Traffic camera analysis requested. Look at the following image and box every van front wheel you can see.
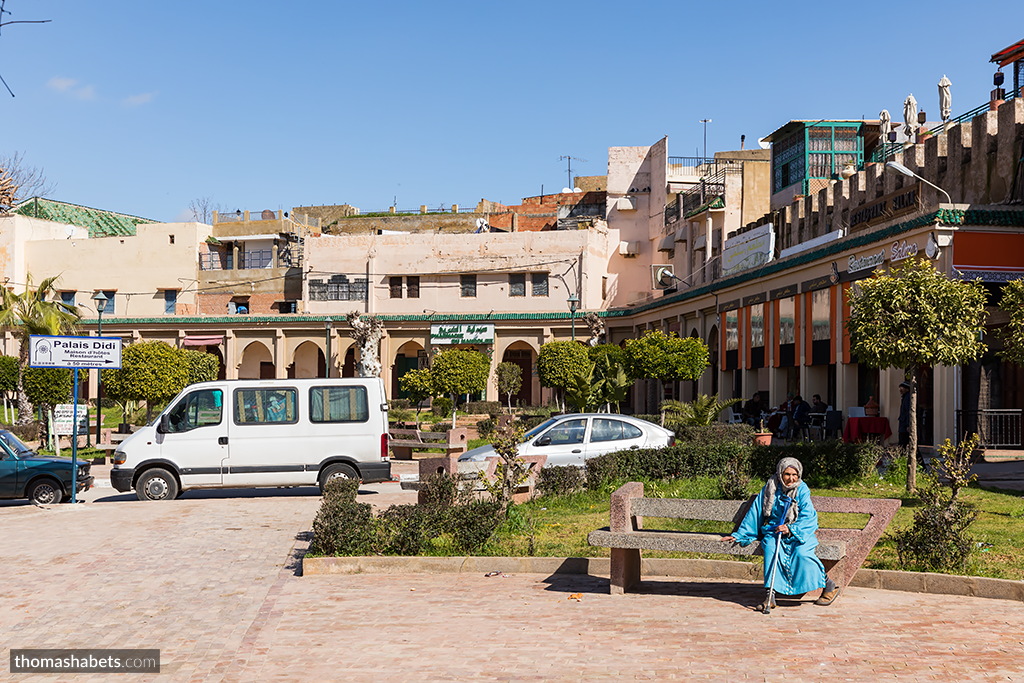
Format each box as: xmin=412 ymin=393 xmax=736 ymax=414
xmin=136 ymin=468 xmax=179 ymax=502
xmin=320 ymin=463 xmax=359 ymax=493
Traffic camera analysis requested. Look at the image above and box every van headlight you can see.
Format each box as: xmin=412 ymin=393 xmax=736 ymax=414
xmin=113 ymin=450 xmax=126 ymax=465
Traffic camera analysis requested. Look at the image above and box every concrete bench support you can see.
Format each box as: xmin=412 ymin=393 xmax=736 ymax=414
xmin=389 ymin=427 xmax=468 ymax=460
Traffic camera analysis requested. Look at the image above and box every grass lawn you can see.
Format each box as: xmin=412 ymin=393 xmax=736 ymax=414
xmin=477 ymin=475 xmax=1024 ymax=581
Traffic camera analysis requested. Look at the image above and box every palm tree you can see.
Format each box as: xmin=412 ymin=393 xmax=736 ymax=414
xmin=662 ymin=394 xmax=743 ymax=427
xmin=0 ymin=274 xmax=80 ymax=425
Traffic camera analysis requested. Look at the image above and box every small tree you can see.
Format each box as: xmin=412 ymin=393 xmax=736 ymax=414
xmin=623 ymin=330 xmax=709 ymax=424
xmin=998 ymin=278 xmax=1024 ymax=366
xmin=183 ymin=349 xmax=219 ymax=385
xmin=564 ymin=361 xmax=596 ymax=413
xmin=536 ymin=340 xmax=589 ymax=411
xmin=102 ymin=341 xmax=191 ymax=424
xmin=398 ymin=367 xmax=438 ymax=429
xmin=494 ymin=362 xmax=523 ymax=413
xmin=847 ymin=258 xmax=987 ymax=490
xmin=22 ymin=366 xmax=73 ymax=440
xmin=591 ymin=351 xmax=631 ymax=413
xmin=0 ymin=355 xmax=19 ymax=420
xmin=430 ymin=349 xmax=491 ymax=427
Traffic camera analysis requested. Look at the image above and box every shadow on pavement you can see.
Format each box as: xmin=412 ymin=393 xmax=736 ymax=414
xmin=540 ymin=572 xmax=768 ymax=608
xmin=87 ymin=486 xmax=381 ymax=503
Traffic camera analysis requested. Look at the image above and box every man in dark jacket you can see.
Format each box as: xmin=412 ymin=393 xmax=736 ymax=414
xmin=898 ymin=381 xmax=911 ymax=446
xmin=791 ymin=395 xmax=811 ymax=439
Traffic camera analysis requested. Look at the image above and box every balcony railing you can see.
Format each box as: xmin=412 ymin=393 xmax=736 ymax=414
xmin=956 ymin=409 xmax=1023 ymax=449
xmin=870 ymin=86 xmax=1022 ymax=163
xmin=200 ymin=252 xmax=233 ymax=271
xmin=239 ymin=250 xmax=273 ymax=269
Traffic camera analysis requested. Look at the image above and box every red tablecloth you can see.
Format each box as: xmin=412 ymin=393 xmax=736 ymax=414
xmin=843 ymin=416 xmax=892 ymax=443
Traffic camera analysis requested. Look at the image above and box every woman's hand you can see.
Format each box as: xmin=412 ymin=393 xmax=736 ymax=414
xmin=720 ymin=535 xmax=736 ymax=543
xmin=777 ymin=524 xmax=790 ymax=536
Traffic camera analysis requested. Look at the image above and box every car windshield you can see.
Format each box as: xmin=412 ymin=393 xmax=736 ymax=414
xmin=0 ymin=431 xmax=34 ymax=456
xmin=521 ymin=418 xmax=559 ymax=443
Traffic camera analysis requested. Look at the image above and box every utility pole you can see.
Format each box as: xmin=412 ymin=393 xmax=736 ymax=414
xmin=559 ymin=156 xmax=586 ymax=190
xmin=699 ymin=119 xmax=712 ymax=160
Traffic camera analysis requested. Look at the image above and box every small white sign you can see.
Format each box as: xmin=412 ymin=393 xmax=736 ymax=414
xmin=54 ymin=404 xmax=90 ymax=436
xmin=29 ymin=335 xmax=122 ymax=369
xmin=722 ymin=224 xmax=775 ymax=277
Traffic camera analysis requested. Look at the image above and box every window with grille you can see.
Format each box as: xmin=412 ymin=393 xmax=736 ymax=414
xmin=509 ymin=273 xmax=526 ymax=297
xmin=309 ymin=276 xmax=369 ymax=301
xmin=407 ymin=276 xmax=420 ymax=298
xmin=390 ymin=276 xmax=403 ymax=299
xmin=461 ymin=274 xmax=477 ymax=298
xmin=163 ymin=289 xmax=177 ymax=315
xmin=59 ymin=291 xmax=76 ymax=307
xmin=532 ymin=273 xmax=548 ymax=297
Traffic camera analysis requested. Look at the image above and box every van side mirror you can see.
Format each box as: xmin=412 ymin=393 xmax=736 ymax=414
xmin=158 ymin=414 xmax=170 ymax=434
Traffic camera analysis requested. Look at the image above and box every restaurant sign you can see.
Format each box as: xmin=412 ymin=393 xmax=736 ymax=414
xmin=722 ymin=223 xmax=775 ymax=277
xmin=430 ymin=323 xmax=495 ymax=345
xmin=849 ymin=182 xmax=921 ymax=232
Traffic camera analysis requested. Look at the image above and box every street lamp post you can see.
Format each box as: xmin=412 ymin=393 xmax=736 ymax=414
xmin=91 ymin=291 xmax=108 ymax=445
xmin=885 ymin=161 xmax=952 ymax=203
xmin=567 ymin=294 xmax=579 ymax=341
xmin=699 ymin=118 xmax=712 ymax=160
xmin=325 ymin=318 xmax=332 ymax=378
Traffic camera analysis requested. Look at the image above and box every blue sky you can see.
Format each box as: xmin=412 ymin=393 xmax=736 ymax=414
xmin=2 ymin=1 xmax=1023 ymax=223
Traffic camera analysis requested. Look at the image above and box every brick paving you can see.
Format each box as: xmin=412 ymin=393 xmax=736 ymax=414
xmin=1 ymin=480 xmax=1023 ymax=682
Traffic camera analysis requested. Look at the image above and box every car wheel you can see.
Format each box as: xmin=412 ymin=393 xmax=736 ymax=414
xmin=320 ymin=463 xmax=359 ymax=493
xmin=28 ymin=479 xmax=63 ymax=505
xmin=136 ymin=468 xmax=179 ymax=502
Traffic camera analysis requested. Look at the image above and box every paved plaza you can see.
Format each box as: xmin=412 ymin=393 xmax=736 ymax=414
xmin=1 ymin=472 xmax=1023 ymax=681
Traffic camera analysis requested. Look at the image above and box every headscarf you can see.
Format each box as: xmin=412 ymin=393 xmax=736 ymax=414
xmin=762 ymin=457 xmax=802 ymax=526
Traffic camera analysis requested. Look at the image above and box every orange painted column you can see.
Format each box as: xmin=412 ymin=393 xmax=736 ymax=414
xmin=841 ymin=282 xmax=852 ymax=364
xmin=793 ymin=293 xmax=803 ymax=366
xmin=743 ymin=306 xmax=752 ymax=370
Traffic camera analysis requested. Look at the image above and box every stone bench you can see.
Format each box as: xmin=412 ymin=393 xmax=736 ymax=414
xmin=389 ymin=427 xmax=469 ymax=460
xmin=587 ymin=482 xmax=900 ymax=600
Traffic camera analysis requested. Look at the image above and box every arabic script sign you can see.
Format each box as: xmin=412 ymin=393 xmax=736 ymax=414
xmin=430 ymin=323 xmax=495 ymax=345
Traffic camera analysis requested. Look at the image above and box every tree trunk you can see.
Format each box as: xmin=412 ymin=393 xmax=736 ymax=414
xmin=15 ymin=344 xmax=32 ymax=426
xmin=450 ymin=392 xmax=457 ymax=429
xmin=907 ymin=363 xmax=919 ymax=492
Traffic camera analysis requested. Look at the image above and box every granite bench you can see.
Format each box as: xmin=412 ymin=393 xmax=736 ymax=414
xmin=389 ymin=427 xmax=469 ymax=460
xmin=587 ymin=482 xmax=900 ymax=600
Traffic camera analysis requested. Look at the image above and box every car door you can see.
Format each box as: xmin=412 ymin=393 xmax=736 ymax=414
xmin=523 ymin=417 xmax=589 ymax=467
xmin=0 ymin=441 xmax=20 ymax=498
xmin=585 ymin=417 xmax=646 ymax=461
xmin=160 ymin=387 xmax=227 ymax=486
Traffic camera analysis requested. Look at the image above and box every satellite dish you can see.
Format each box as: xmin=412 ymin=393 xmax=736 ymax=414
xmin=561 ymin=187 xmax=572 ymax=194
xmin=651 ymin=264 xmax=678 ymax=289
xmin=64 ymin=225 xmax=75 ymax=238
xmin=573 ymin=188 xmax=583 ymax=193
xmin=757 ymin=137 xmax=770 ymax=149
xmin=474 ymin=217 xmax=489 ymax=233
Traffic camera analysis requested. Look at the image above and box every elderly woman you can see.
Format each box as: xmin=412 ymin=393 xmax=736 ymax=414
xmin=720 ymin=457 xmax=840 ymax=609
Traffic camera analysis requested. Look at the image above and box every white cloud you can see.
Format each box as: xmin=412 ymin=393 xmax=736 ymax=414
xmin=122 ymin=92 xmax=155 ymax=107
xmin=47 ymin=76 xmax=77 ymax=92
xmin=47 ymin=77 xmax=96 ymax=101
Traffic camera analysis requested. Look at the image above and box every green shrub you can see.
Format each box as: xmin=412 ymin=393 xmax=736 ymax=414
xmin=1 ymin=421 xmax=42 ymax=443
xmin=308 ymin=480 xmax=378 ymax=556
xmin=449 ymin=500 xmax=503 ymax=552
xmin=466 ymin=401 xmax=501 ymax=416
xmin=673 ymin=423 xmax=754 ymax=447
xmin=377 ymin=504 xmax=428 ymax=555
xmin=428 ymin=421 xmax=452 ymax=433
xmin=389 ymin=398 xmax=411 ymax=410
xmin=633 ymin=414 xmax=662 ymax=425
xmin=586 ymin=441 xmax=751 ymax=489
xmin=521 ymin=415 xmax=550 ymax=431
xmin=431 ymin=396 xmax=453 ymax=417
xmin=536 ymin=465 xmax=586 ymax=497
xmin=748 ymin=440 xmax=880 ymax=487
xmin=476 ymin=417 xmax=497 ymax=439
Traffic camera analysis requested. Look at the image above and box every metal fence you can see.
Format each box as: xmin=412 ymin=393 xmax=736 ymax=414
xmin=955 ymin=409 xmax=1023 ymax=449
xmin=200 ymin=252 xmax=233 ymax=271
xmin=308 ymin=277 xmax=369 ymax=302
xmin=239 ymin=249 xmax=273 ymax=269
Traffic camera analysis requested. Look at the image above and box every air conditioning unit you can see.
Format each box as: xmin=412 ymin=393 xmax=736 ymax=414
xmin=618 ymin=241 xmax=640 ymax=256
xmin=616 ymin=197 xmax=637 ymax=211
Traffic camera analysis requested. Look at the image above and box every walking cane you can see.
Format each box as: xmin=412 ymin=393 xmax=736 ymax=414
xmin=763 ymin=494 xmax=794 ymax=615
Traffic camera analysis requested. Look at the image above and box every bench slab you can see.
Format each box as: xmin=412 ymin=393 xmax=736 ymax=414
xmin=587 ymin=529 xmax=846 ymax=560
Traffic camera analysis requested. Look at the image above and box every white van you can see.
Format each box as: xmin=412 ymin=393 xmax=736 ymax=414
xmin=111 ymin=378 xmax=391 ymax=501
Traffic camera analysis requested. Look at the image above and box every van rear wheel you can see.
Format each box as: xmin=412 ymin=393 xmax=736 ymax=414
xmin=136 ymin=468 xmax=179 ymax=502
xmin=320 ymin=463 xmax=359 ymax=493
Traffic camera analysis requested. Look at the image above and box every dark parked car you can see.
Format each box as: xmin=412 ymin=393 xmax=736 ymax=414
xmin=0 ymin=430 xmax=94 ymax=505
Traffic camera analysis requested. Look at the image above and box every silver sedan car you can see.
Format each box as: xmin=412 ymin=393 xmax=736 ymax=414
xmin=458 ymin=414 xmax=675 ymax=467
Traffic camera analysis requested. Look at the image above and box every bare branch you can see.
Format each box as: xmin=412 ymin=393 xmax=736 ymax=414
xmin=0 ymin=151 xmax=57 ymax=210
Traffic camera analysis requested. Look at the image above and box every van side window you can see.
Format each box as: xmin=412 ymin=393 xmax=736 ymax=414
xmin=309 ymin=386 xmax=369 ymax=423
xmin=234 ymin=388 xmax=298 ymax=425
xmin=166 ymin=389 xmax=223 ymax=433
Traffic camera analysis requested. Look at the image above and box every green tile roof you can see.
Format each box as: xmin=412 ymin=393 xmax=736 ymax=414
xmin=12 ymin=197 xmax=159 ymax=237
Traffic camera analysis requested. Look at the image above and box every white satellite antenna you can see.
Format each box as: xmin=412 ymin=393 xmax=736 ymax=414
xmin=475 ymin=217 xmax=489 ymax=233
xmin=64 ymin=224 xmax=75 ymax=239
xmin=757 ymin=137 xmax=770 ymax=149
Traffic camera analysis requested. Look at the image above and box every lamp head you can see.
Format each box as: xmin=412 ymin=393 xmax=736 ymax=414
xmin=885 ymin=161 xmax=915 ymax=178
xmin=567 ymin=294 xmax=579 ymax=313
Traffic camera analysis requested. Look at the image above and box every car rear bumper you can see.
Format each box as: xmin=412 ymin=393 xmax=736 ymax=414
xmin=358 ymin=461 xmax=391 ymax=484
xmin=111 ymin=468 xmax=135 ymax=492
